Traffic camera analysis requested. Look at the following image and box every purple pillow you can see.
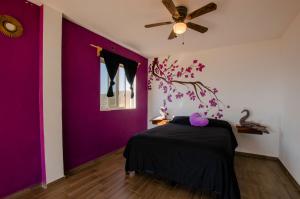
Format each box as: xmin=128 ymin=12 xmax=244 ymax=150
xmin=189 ymin=112 xmax=209 ymax=127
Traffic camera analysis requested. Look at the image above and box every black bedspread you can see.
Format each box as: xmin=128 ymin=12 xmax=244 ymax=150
xmin=123 ymin=119 xmax=240 ymax=199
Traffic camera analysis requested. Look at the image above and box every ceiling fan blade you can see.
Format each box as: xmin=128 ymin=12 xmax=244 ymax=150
xmin=187 ymin=22 xmax=208 ymax=33
xmin=162 ymin=0 xmax=180 ymax=18
xmin=145 ymin=21 xmax=173 ymax=28
xmin=187 ymin=2 xmax=217 ymax=20
xmin=168 ymin=30 xmax=177 ymax=40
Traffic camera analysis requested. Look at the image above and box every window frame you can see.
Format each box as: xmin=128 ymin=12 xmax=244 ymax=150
xmin=100 ymin=58 xmax=136 ymax=111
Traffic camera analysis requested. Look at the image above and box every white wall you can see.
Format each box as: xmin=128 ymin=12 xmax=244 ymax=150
xmin=42 ymin=5 xmax=64 ymax=184
xmin=148 ymin=39 xmax=283 ymax=157
xmin=280 ymin=13 xmax=300 ymax=184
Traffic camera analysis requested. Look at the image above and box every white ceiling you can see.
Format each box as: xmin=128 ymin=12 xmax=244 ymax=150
xmin=32 ymin=0 xmax=300 ymax=57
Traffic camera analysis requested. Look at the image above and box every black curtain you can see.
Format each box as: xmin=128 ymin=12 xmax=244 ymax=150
xmin=101 ymin=49 xmax=138 ymax=98
xmin=101 ymin=50 xmax=121 ymax=97
xmin=122 ymin=58 xmax=138 ymax=98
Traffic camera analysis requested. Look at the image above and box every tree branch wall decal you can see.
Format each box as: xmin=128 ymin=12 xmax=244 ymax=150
xmin=148 ymin=57 xmax=230 ymax=119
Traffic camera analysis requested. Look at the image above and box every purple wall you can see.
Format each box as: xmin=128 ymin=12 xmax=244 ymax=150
xmin=62 ymin=19 xmax=148 ymax=171
xmin=0 ymin=0 xmax=42 ymax=197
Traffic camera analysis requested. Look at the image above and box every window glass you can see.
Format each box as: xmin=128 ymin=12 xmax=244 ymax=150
xmin=100 ymin=59 xmax=136 ymax=111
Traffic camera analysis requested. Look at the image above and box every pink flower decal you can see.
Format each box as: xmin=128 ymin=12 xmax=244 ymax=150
xmin=176 ymin=92 xmax=184 ymax=99
xmin=186 ymin=91 xmax=196 ymax=101
xmin=167 ymin=94 xmax=173 ymax=102
xmin=176 ymin=71 xmax=182 ymax=78
xmin=217 ymin=112 xmax=223 ymax=119
xmin=199 ymin=104 xmax=204 ymax=109
xmin=186 ymin=67 xmax=192 ymax=73
xmin=196 ymin=63 xmax=205 ymax=72
xmin=158 ymin=82 xmax=164 ymax=89
xmin=200 ymin=90 xmax=206 ymax=97
xmin=148 ymin=57 xmax=230 ymax=119
xmin=163 ymin=86 xmax=168 ymax=94
xmin=209 ymin=98 xmax=217 ymax=107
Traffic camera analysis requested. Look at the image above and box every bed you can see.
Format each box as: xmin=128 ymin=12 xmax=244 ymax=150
xmin=123 ymin=117 xmax=240 ymax=199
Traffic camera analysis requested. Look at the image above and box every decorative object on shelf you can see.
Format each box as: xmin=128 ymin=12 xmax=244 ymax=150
xmin=151 ymin=101 xmax=170 ymax=126
xmin=0 ymin=15 xmax=23 ymax=38
xmin=238 ymin=109 xmax=269 ymax=134
xmin=159 ymin=106 xmax=168 ymax=120
xmin=148 ymin=57 xmax=230 ymax=119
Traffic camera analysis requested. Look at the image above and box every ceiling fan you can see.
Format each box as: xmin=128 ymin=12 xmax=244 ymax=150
xmin=145 ymin=0 xmax=217 ymax=40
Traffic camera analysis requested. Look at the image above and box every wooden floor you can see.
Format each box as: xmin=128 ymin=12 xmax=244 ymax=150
xmin=7 ymin=149 xmax=300 ymax=199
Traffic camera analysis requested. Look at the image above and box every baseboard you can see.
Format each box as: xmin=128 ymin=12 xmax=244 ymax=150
xmin=45 ymin=176 xmax=66 ymax=188
xmin=236 ymin=151 xmax=300 ymax=192
xmin=5 ymin=176 xmax=66 ymax=198
xmin=235 ymin=151 xmax=278 ymax=160
xmin=66 ymin=147 xmax=125 ymax=176
xmin=277 ymin=160 xmax=300 ymax=193
xmin=4 ymin=184 xmax=42 ymax=199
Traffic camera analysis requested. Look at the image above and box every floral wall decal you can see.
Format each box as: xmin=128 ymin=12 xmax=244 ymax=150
xmin=148 ymin=57 xmax=230 ymax=119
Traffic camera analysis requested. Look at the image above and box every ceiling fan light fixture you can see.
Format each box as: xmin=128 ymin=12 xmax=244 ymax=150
xmin=173 ymin=22 xmax=187 ymax=35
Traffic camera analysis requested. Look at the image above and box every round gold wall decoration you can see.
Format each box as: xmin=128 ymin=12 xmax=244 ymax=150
xmin=0 ymin=15 xmax=24 ymax=38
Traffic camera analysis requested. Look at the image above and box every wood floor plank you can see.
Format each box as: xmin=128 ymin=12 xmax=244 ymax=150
xmin=6 ymin=150 xmax=300 ymax=199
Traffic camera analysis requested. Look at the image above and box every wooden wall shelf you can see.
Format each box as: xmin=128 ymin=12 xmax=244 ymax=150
xmin=151 ymin=118 xmax=170 ymax=126
xmin=236 ymin=125 xmax=263 ymax=135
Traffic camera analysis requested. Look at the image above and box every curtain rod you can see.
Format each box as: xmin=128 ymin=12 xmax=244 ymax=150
xmin=89 ymin=44 xmax=141 ymax=66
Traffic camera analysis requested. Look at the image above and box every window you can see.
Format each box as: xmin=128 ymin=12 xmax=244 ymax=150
xmin=100 ymin=58 xmax=136 ymax=111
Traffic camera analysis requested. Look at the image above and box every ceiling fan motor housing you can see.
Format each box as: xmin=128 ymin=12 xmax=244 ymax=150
xmin=173 ymin=6 xmax=188 ymax=22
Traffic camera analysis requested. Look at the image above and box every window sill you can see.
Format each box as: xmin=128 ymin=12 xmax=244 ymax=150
xmin=100 ymin=107 xmax=136 ymax=112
